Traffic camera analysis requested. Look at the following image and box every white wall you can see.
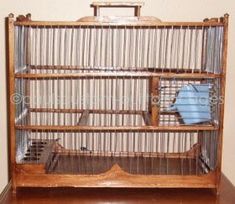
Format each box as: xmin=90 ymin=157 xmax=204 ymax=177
xmin=0 ymin=0 xmax=234 ymax=192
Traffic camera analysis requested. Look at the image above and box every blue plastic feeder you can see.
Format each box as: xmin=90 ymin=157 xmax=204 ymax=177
xmin=169 ymin=84 xmax=212 ymax=125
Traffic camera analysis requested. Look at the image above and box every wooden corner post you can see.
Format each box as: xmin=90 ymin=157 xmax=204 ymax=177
xmin=216 ymin=13 xmax=229 ymax=194
xmin=6 ymin=13 xmax=16 ymax=192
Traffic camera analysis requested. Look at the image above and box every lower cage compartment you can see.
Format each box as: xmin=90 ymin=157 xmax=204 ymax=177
xmin=16 ymin=130 xmax=218 ymax=177
xmin=18 ymin=138 xmax=214 ymax=176
xmin=15 ymin=131 xmax=218 ymax=189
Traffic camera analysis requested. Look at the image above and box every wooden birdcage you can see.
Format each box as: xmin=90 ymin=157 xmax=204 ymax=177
xmin=6 ymin=2 xmax=228 ymax=193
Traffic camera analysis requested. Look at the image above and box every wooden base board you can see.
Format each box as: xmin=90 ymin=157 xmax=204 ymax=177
xmin=14 ymin=164 xmax=217 ymax=189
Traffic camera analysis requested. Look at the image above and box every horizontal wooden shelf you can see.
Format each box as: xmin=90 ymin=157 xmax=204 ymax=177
xmin=27 ymin=65 xmax=221 ymax=72
xmin=15 ymin=124 xmax=218 ymax=132
xmin=29 ymin=108 xmax=145 ymax=115
xmin=14 ymin=18 xmax=225 ymax=27
xmin=15 ymin=71 xmax=221 ymax=79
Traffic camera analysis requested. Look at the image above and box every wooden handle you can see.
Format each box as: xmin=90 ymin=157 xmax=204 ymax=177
xmin=91 ymin=2 xmax=144 ymax=17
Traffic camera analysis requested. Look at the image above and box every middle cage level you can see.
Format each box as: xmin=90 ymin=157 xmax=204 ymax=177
xmin=15 ymin=72 xmax=220 ymax=129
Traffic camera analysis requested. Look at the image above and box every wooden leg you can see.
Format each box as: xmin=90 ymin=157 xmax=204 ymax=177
xmin=211 ymin=187 xmax=220 ymax=196
xmin=12 ymin=186 xmax=17 ymax=194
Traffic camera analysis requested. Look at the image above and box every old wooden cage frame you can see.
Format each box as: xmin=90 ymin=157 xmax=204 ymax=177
xmin=6 ymin=2 xmax=228 ymax=192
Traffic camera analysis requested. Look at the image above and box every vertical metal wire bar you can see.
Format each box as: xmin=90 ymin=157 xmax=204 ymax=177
xmin=152 ymin=27 xmax=157 ymax=71
xmin=135 ymin=27 xmax=139 ymax=70
xmin=212 ymin=27 xmax=217 ymax=74
xmin=194 ymin=27 xmax=199 ymax=71
xmin=201 ymin=26 xmax=206 ymax=73
xmin=169 ymin=26 xmax=174 ymax=70
xmin=188 ymin=27 xmax=193 ymax=71
xmin=164 ymin=27 xmax=169 ymax=70
xmin=181 ymin=27 xmax=186 ymax=70
xmin=175 ymin=27 xmax=180 ymax=69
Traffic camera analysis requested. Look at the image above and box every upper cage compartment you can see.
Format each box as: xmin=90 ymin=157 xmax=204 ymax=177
xmin=14 ymin=13 xmax=225 ymax=74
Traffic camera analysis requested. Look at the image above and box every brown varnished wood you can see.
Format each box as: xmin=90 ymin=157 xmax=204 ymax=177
xmin=134 ymin=6 xmax=141 ymax=17
xmin=216 ymin=14 xmax=229 ymax=194
xmin=27 ymin=65 xmax=217 ymax=72
xmin=14 ymin=18 xmax=224 ymax=27
xmin=29 ymin=108 xmax=145 ymax=114
xmin=6 ymin=14 xmax=16 ymax=192
xmin=16 ymin=13 xmax=31 ymax=22
xmin=13 ymin=13 xmax=225 ymax=27
xmin=15 ymin=164 xmax=217 ymax=188
xmin=15 ymin=71 xmax=221 ymax=79
xmin=15 ymin=124 xmax=218 ymax=132
xmin=150 ymin=77 xmax=160 ymax=126
xmin=15 ymin=164 xmax=46 ymax=174
xmin=2 ymin=174 xmax=235 ymax=204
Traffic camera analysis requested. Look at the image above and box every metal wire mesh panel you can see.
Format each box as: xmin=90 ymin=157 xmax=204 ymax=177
xmin=14 ymin=25 xmax=223 ymax=72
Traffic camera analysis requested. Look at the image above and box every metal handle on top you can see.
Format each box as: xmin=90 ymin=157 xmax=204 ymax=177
xmin=91 ymin=2 xmax=144 ymax=17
